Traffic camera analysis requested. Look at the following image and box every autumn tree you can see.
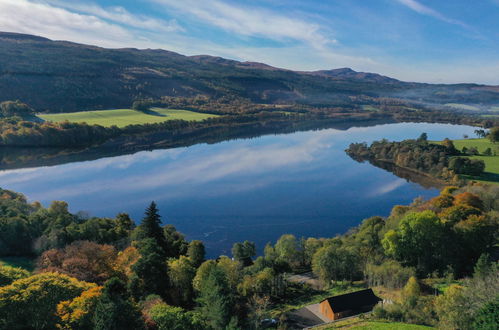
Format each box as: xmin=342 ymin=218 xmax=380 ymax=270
xmin=0 ymin=272 xmax=93 ymax=329
xmin=0 ymin=264 xmax=29 ymax=286
xmin=36 ymin=240 xmax=117 ymax=284
xmin=57 ymin=286 xmax=103 ymax=329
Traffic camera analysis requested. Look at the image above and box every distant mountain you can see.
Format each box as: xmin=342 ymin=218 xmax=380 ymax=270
xmin=0 ymin=32 xmax=498 ymax=112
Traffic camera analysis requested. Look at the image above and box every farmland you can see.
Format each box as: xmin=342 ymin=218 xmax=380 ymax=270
xmin=39 ymin=108 xmax=219 ymax=128
xmin=434 ymin=138 xmax=499 ymax=183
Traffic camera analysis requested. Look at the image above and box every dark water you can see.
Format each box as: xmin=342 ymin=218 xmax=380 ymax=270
xmin=0 ymin=122 xmax=477 ymax=257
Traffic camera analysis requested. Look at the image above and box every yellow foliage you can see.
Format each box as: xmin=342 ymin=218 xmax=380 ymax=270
xmin=57 ymin=286 xmax=103 ymax=329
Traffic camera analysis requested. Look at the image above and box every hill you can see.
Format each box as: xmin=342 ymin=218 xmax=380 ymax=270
xmin=0 ymin=32 xmax=498 ymax=112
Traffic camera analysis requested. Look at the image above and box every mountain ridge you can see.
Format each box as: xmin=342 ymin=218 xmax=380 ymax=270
xmin=0 ymin=31 xmax=497 ymax=112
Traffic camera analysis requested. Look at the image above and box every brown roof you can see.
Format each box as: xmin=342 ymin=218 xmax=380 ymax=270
xmin=322 ymin=289 xmax=381 ymax=313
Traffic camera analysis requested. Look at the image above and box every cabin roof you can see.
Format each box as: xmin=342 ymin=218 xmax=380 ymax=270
xmin=322 ymin=289 xmax=381 ymax=313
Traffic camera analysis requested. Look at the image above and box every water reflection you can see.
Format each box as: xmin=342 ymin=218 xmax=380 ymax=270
xmin=0 ymin=122 xmax=478 ymax=256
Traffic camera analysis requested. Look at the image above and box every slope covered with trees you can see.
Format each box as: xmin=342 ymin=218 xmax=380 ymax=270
xmin=1 ymin=32 xmax=499 ymax=112
xmin=0 ymin=182 xmax=497 ymax=329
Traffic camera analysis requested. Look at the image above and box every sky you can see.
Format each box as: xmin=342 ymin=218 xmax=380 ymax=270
xmin=0 ymin=0 xmax=498 ymax=84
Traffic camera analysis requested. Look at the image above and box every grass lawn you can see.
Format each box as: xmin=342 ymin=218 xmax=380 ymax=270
xmin=0 ymin=256 xmax=35 ymax=271
xmin=344 ymin=321 xmax=432 ymax=329
xmin=270 ymin=281 xmax=365 ymax=317
xmin=39 ymin=108 xmax=219 ymax=128
xmin=433 ymin=138 xmax=499 ymax=184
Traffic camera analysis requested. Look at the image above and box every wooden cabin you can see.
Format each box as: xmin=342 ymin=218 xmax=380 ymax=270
xmin=319 ymin=289 xmax=381 ymax=321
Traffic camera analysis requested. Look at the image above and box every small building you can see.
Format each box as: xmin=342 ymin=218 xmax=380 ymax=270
xmin=319 ymin=289 xmax=381 ymax=320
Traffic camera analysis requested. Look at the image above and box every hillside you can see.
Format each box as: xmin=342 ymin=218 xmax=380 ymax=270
xmin=1 ymin=32 xmax=499 ymax=112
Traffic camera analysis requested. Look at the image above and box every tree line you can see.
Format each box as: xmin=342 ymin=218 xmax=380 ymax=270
xmin=0 ymin=181 xmax=497 ymax=329
xmin=346 ymin=133 xmax=488 ymax=183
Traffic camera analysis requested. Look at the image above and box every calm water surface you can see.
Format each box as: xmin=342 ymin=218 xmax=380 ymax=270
xmin=0 ymin=123 xmax=477 ymax=257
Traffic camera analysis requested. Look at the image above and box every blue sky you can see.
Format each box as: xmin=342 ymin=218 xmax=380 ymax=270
xmin=1 ymin=0 xmax=498 ymax=84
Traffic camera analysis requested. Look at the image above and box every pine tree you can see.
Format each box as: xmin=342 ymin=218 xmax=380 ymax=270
xmin=137 ymin=201 xmax=168 ymax=252
xmin=92 ymin=277 xmax=144 ymax=330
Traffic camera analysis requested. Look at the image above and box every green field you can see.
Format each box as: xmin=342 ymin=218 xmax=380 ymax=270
xmin=434 ymin=138 xmax=499 ymax=184
xmin=39 ymin=108 xmax=219 ymax=128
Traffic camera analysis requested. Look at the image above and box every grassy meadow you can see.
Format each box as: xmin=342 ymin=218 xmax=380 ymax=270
xmin=434 ymin=138 xmax=499 ymax=184
xmin=39 ymin=108 xmax=219 ymax=128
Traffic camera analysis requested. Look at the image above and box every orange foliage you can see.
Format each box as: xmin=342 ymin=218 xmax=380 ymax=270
xmin=37 ymin=241 xmax=117 ymax=284
xmin=114 ymin=246 xmax=140 ymax=279
xmin=57 ymin=286 xmax=103 ymax=330
xmin=453 ymin=192 xmax=483 ymax=210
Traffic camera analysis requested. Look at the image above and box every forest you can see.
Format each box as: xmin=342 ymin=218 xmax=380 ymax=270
xmin=0 ymin=182 xmax=497 ymax=329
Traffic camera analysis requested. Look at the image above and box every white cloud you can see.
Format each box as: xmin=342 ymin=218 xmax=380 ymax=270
xmin=151 ymin=0 xmax=335 ymax=49
xmin=45 ymin=1 xmax=184 ymax=33
xmin=0 ymin=0 xmax=132 ymax=47
xmin=396 ymin=0 xmax=469 ymax=28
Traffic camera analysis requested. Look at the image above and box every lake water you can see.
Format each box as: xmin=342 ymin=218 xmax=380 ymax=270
xmin=0 ymin=122 xmax=477 ymax=257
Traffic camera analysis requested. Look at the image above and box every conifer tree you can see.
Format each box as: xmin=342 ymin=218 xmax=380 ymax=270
xmin=137 ymin=201 xmax=168 ymax=253
xmin=92 ymin=277 xmax=143 ymax=330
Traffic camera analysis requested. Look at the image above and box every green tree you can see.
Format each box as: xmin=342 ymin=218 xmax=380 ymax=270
xmin=472 ymin=297 xmax=499 ymax=330
xmin=92 ymin=277 xmax=143 ymax=330
xmin=382 ymin=210 xmax=447 ymax=274
xmin=473 ymin=253 xmax=492 ymax=279
xmin=168 ymin=256 xmax=196 ymax=307
xmin=232 ymin=240 xmax=256 ymax=263
xmin=402 ymin=276 xmax=420 ymax=306
xmin=488 ymin=126 xmax=499 ymax=143
xmin=164 ymin=224 xmax=188 ymax=258
xmin=435 ymin=284 xmax=468 ymax=329
xmin=312 ymin=245 xmax=360 ymax=285
xmin=196 ymin=266 xmax=235 ymax=330
xmin=135 ymin=202 xmax=168 ymax=252
xmin=131 ymin=238 xmax=169 ymax=300
xmin=187 ymin=240 xmax=205 ymax=268
xmin=149 ymin=303 xmax=203 ymax=330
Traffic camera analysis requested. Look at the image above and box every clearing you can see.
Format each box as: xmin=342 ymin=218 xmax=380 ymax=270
xmin=39 ymin=108 xmax=219 ymax=128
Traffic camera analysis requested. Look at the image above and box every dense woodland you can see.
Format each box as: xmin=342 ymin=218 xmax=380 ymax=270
xmin=0 ymin=182 xmax=497 ymax=329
